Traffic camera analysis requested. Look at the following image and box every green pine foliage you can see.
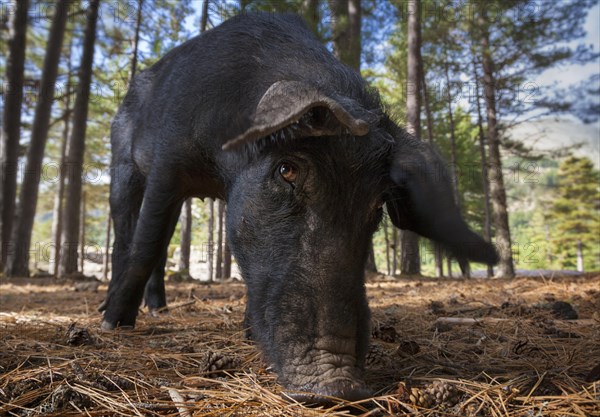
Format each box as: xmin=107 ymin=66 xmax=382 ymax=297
xmin=550 ymin=156 xmax=600 ymax=271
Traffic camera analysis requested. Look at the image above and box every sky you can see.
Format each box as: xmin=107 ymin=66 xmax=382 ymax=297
xmin=535 ymin=2 xmax=599 ymax=89
xmin=510 ymin=2 xmax=599 ymax=165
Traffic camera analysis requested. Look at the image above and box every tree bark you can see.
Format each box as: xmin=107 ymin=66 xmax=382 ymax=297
xmin=58 ymin=0 xmax=100 ymax=276
xmin=443 ymin=57 xmax=461 ymax=212
xmin=443 ymin=51 xmax=468 ymax=278
xmin=420 ymin=47 xmax=443 ymax=277
xmin=479 ymin=11 xmax=515 ymax=278
xmin=51 ymin=37 xmax=73 ymax=278
xmin=400 ymin=0 xmax=421 ymax=275
xmin=51 ymin=107 xmax=70 ymax=277
xmin=365 ymin=242 xmax=377 ymax=273
xmin=79 ymin=191 xmax=86 ymax=273
xmin=201 ymin=0 xmax=209 ymax=33
xmin=129 ymin=0 xmax=144 ymax=83
xmin=5 ymin=0 xmax=69 ymax=277
xmin=328 ymin=0 xmax=361 ymax=71
xmin=179 ymin=198 xmax=192 ymax=274
xmin=206 ymin=199 xmax=214 ymax=282
xmin=383 ymin=215 xmax=390 ymax=275
xmin=223 ymin=204 xmax=231 ymax=278
xmin=391 ymin=226 xmax=397 ymax=275
xmin=215 ymin=199 xmax=224 ymax=279
xmin=472 ymin=59 xmax=494 ymax=278
xmin=302 ymin=0 xmax=320 ymax=36
xmin=103 ymin=213 xmax=111 ymax=281
xmin=223 ymin=241 xmax=232 ymax=278
xmin=576 ymin=240 xmax=583 ymax=272
xmin=1 ymin=0 xmax=28 ymax=270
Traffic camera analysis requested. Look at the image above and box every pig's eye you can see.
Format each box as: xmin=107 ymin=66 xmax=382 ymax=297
xmin=279 ymin=162 xmax=298 ymax=185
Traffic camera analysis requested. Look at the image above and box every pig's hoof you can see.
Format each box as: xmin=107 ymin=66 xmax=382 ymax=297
xmin=148 ymin=307 xmax=168 ymax=317
xmin=101 ymin=319 xmax=134 ymax=331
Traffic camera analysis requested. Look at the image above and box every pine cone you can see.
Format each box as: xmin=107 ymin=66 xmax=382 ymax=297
xmin=66 ymin=323 xmax=94 ymax=346
xmin=408 ymin=387 xmax=435 ymax=408
xmin=365 ymin=344 xmax=391 ymax=368
xmin=199 ymin=350 xmax=239 ymax=375
xmin=423 ymin=380 xmax=461 ymax=407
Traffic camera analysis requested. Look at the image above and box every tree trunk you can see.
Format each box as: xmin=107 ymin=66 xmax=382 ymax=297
xmin=51 ymin=42 xmax=73 ymax=278
xmin=328 ymin=0 xmax=361 ymax=71
xmin=302 ymin=0 xmax=320 ymax=36
xmin=206 ymin=199 xmax=214 ymax=282
xmin=443 ymin=52 xmax=469 ymax=278
xmin=129 ymin=0 xmax=144 ymax=83
xmin=443 ymin=57 xmax=461 ymax=212
xmin=223 ymin=204 xmax=232 ymax=278
xmin=479 ymin=11 xmax=515 ymax=278
xmin=391 ymin=226 xmax=397 ymax=275
xmin=383 ymin=215 xmax=390 ymax=275
xmin=472 ymin=59 xmax=494 ymax=278
xmin=58 ymin=0 xmax=100 ymax=277
xmin=79 ymin=191 xmax=86 ymax=273
xmin=223 ymin=241 xmax=232 ymax=279
xmin=103 ymin=212 xmax=111 ymax=281
xmin=215 ymin=199 xmax=224 ymax=279
xmin=179 ymin=198 xmax=192 ymax=274
xmin=5 ymin=0 xmax=69 ymax=277
xmin=365 ymin=242 xmax=377 ymax=273
xmin=201 ymin=0 xmax=209 ymax=33
xmin=420 ymin=48 xmax=443 ymax=277
xmin=51 ymin=106 xmax=70 ymax=277
xmin=1 ymin=0 xmax=28 ymax=270
xmin=576 ymin=240 xmax=583 ymax=272
xmin=401 ymin=0 xmax=421 ymax=276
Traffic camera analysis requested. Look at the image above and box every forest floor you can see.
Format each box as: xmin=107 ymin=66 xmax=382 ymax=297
xmin=0 ymin=273 xmax=599 ymax=416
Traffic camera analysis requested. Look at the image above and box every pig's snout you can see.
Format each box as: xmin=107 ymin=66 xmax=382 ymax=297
xmin=277 ymin=344 xmax=372 ymax=405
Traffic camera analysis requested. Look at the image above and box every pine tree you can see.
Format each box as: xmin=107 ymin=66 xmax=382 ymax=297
xmin=58 ymin=0 xmax=100 ymax=276
xmin=1 ymin=0 xmax=29 ymax=270
xmin=550 ymin=156 xmax=600 ymax=271
xmin=400 ymin=0 xmax=421 ymax=275
xmin=6 ymin=0 xmax=69 ymax=277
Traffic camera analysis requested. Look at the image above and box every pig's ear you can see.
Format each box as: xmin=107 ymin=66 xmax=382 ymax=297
xmin=222 ymin=81 xmax=374 ymax=150
xmin=385 ymin=136 xmax=499 ymax=266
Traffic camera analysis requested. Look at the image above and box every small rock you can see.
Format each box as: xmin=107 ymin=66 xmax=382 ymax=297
xmin=550 ymin=301 xmax=578 ymax=320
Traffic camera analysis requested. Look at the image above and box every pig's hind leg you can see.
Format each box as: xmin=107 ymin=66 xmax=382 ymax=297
xmin=144 ymin=203 xmax=183 ymax=313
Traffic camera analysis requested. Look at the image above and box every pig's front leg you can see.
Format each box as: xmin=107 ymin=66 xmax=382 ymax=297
xmin=102 ymin=170 xmax=184 ymax=329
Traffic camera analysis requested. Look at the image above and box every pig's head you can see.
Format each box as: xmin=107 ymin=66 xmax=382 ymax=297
xmin=221 ymin=81 xmax=498 ymax=404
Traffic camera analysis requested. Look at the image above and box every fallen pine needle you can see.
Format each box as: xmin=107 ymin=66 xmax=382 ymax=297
xmin=165 ymin=387 xmax=192 ymax=417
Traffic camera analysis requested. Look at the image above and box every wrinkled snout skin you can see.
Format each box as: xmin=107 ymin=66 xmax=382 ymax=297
xmin=101 ymin=13 xmax=498 ymax=404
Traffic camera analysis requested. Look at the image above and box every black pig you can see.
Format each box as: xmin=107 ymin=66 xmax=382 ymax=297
xmin=100 ymin=13 xmax=498 ymax=404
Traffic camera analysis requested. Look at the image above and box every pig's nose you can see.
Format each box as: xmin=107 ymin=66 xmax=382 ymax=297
xmin=282 ymin=384 xmax=373 ymax=406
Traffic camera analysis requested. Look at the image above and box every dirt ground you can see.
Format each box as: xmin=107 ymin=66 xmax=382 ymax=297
xmin=1 ymin=273 xmax=599 ymax=416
